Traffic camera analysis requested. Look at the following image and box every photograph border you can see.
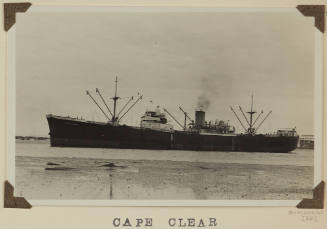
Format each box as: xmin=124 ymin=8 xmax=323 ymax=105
xmin=4 ymin=4 xmax=325 ymax=207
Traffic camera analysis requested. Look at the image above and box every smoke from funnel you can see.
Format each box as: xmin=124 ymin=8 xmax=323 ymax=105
xmin=197 ymin=94 xmax=210 ymax=111
xmin=195 ymin=74 xmax=222 ymax=111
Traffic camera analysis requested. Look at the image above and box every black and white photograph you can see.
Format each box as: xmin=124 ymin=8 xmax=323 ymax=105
xmin=8 ymin=6 xmax=323 ymax=204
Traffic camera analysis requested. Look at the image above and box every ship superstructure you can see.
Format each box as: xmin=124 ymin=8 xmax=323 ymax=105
xmin=140 ymin=107 xmax=174 ymax=132
xmin=188 ymin=110 xmax=235 ymax=134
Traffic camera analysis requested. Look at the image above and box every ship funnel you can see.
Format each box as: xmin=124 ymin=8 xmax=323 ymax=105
xmin=195 ymin=110 xmax=205 ymax=128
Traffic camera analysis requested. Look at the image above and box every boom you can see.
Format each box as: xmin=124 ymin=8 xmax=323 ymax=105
xmin=179 ymin=106 xmax=192 ymax=121
xmin=255 ymin=110 xmax=272 ymax=132
xmin=252 ymin=110 xmax=264 ymax=126
xmin=239 ymin=106 xmax=250 ymax=126
xmin=163 ymin=108 xmax=184 ymax=129
xmin=179 ymin=106 xmax=193 ymax=130
xmin=86 ymin=90 xmax=111 ymax=121
xmin=118 ymin=95 xmax=143 ymax=121
xmin=230 ymin=106 xmax=247 ymax=132
xmin=117 ymin=96 xmax=134 ymax=117
xmin=96 ymin=88 xmax=113 ymax=117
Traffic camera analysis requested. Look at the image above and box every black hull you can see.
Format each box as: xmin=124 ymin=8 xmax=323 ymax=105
xmin=46 ymin=115 xmax=299 ymax=153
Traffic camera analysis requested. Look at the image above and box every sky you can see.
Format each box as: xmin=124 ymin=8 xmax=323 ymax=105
xmin=15 ymin=9 xmax=315 ymax=137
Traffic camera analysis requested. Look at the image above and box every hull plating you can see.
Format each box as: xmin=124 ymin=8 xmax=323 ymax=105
xmin=47 ymin=115 xmax=299 ymax=153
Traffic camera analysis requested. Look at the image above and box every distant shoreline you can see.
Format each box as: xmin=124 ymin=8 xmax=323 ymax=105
xmin=16 ymin=136 xmax=49 ymax=140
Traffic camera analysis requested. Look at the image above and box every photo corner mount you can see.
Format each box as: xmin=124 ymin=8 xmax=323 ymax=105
xmin=3 ymin=2 xmax=31 ymax=32
xmin=4 ymin=180 xmax=32 ymax=209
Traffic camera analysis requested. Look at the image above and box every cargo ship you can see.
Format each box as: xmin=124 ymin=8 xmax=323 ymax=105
xmin=46 ymin=78 xmax=299 ymax=153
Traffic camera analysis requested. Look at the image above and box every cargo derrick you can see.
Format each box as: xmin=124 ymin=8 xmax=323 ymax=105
xmin=230 ymin=94 xmax=272 ymax=135
xmin=86 ymin=77 xmax=143 ymax=126
xmin=179 ymin=106 xmax=193 ymax=130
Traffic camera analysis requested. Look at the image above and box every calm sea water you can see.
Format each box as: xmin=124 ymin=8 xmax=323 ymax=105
xmin=15 ymin=140 xmax=314 ymax=200
xmin=16 ymin=140 xmax=313 ymax=167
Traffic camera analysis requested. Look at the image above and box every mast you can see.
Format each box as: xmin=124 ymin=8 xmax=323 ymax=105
xmin=246 ymin=93 xmax=256 ymax=134
xmin=230 ymin=94 xmax=272 ymax=135
xmin=111 ymin=76 xmax=120 ymax=122
xmin=86 ymin=76 xmax=143 ymax=125
xmin=185 ymin=115 xmax=187 ymax=129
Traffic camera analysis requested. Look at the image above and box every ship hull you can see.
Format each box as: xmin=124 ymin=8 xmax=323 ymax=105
xmin=47 ymin=115 xmax=299 ymax=153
